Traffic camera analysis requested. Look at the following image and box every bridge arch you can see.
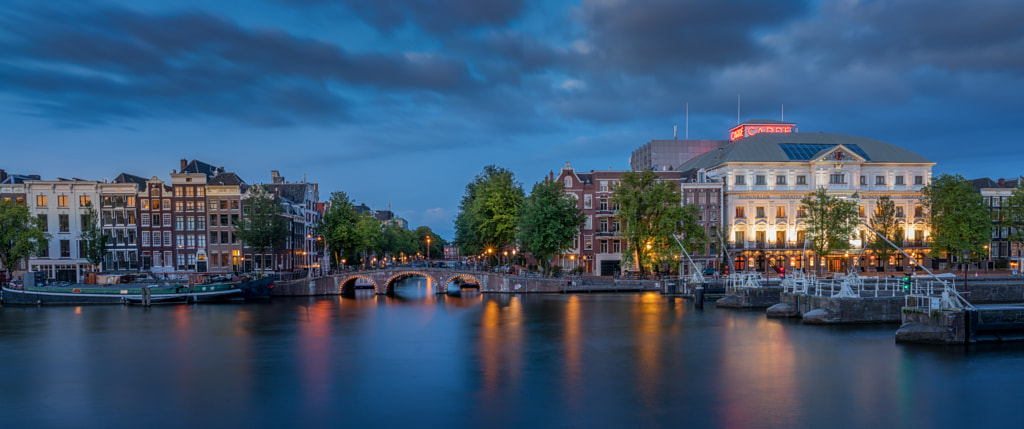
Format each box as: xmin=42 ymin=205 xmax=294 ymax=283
xmin=444 ymin=273 xmax=481 ymax=289
xmin=339 ymin=274 xmax=380 ymax=295
xmin=384 ymin=271 xmax=440 ymax=295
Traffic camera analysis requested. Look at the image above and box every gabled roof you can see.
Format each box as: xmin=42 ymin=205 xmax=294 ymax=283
xmin=265 ymin=183 xmax=310 ymax=204
xmin=181 ymin=159 xmax=222 ymax=178
xmin=113 ymin=173 xmax=148 ymax=191
xmin=678 ymin=132 xmax=931 ymax=171
xmin=209 ymin=172 xmax=246 ymax=186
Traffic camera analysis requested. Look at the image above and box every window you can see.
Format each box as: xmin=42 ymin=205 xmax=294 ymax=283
xmin=153 ymin=231 xmax=163 ymax=247
xmin=80 ymin=195 xmax=91 ymax=207
xmin=756 ymin=207 xmax=766 ymax=218
xmin=599 ymin=218 xmax=608 ymax=232
xmin=175 ymin=216 xmax=184 ymax=230
xmin=735 ymin=175 xmax=745 ymax=185
xmin=859 ymin=206 xmax=865 ymax=217
xmin=584 ymin=194 xmax=592 ymax=209
xmin=163 ymin=214 xmax=171 ymax=227
xmin=196 ymin=187 xmax=205 ymax=197
xmin=197 ymin=234 xmax=206 ymax=248
xmin=797 ymin=230 xmax=806 ymax=244
xmin=565 ymin=178 xmax=571 ymax=187
xmin=163 ymin=199 xmax=170 ymax=209
xmin=755 ymin=175 xmax=766 ymax=185
xmin=196 ymin=216 xmax=205 ymax=230
xmin=584 ymin=216 xmax=593 ymax=230
xmin=220 ymin=214 xmax=228 ymax=226
xmin=830 ymin=174 xmax=846 ymax=184
xmin=797 ymin=206 xmax=806 ymax=218
xmin=126 ymin=196 xmax=135 ymax=207
xmin=186 ymin=200 xmax=195 ymax=211
xmin=755 ymin=231 xmax=766 ymax=244
xmin=115 ymin=211 xmax=125 ymax=225
xmin=210 ymin=232 xmax=219 ymax=245
xmin=152 ymin=199 xmax=160 ymax=210
xmin=796 ymin=175 xmax=807 ymax=185
xmin=600 ymin=181 xmax=609 ymax=192
xmin=776 ymin=231 xmax=786 ymax=245
xmin=36 ymin=195 xmax=47 ymax=207
xmin=187 ymin=235 xmax=195 ymax=249
xmin=600 ymin=240 xmax=608 ymax=253
xmin=151 ymin=214 xmax=160 ymax=227
xmin=127 ymin=212 xmax=136 ymax=225
xmin=896 ymin=207 xmax=905 ymax=218
xmin=174 ymin=187 xmax=184 ymax=197
xmin=37 ymin=214 xmax=48 ymax=231
xmin=613 ymin=240 xmax=621 ymax=253
xmin=221 ymin=231 xmax=229 ymax=244
xmin=175 ymin=201 xmax=183 ymax=211
xmin=230 ymin=200 xmax=239 ymax=210
xmin=735 ymin=231 xmax=745 ymax=244
xmin=584 ymin=238 xmax=592 ymax=250
xmin=915 ymin=176 xmax=924 ymax=185
xmin=60 ymin=240 xmax=70 ymax=258
xmin=776 ymin=206 xmax=785 ymax=218
xmin=59 ymin=214 xmax=69 ymax=232
xmin=187 ymin=217 xmax=195 ymax=230
xmin=895 ymin=176 xmax=905 ymax=185
xmin=613 ymin=221 xmax=620 ymax=232
xmin=860 ymin=175 xmax=867 ymax=185
xmin=176 ymin=235 xmax=185 ymax=248
xmin=220 ymin=200 xmax=228 ymax=210
xmin=776 ymin=176 xmax=786 ymax=185
xmin=197 ymin=201 xmax=205 ymax=211
xmin=210 ymin=214 xmax=217 ymax=226
xmin=736 ymin=206 xmax=745 ymax=218
xmin=186 ymin=186 xmax=194 ymax=197
xmin=599 ymin=198 xmax=608 ymax=211
xmin=914 ymin=205 xmax=923 ymax=217
xmin=876 ymin=176 xmax=885 ymax=185
xmin=58 ymin=195 xmax=68 ymax=207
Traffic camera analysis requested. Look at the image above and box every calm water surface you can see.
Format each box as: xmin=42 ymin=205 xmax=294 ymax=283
xmin=2 ymin=277 xmax=1023 ymax=428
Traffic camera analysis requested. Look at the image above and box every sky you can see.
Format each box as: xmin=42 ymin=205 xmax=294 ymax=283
xmin=2 ymin=0 xmax=1023 ymax=239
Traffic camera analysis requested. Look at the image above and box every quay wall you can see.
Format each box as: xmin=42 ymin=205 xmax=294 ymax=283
xmin=716 ymin=287 xmax=782 ymax=309
xmin=273 ymin=276 xmax=341 ymax=296
xmin=779 ymin=292 xmax=904 ymax=324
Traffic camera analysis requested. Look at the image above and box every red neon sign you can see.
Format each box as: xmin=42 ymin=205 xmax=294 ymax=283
xmin=729 ymin=124 xmax=795 ymax=141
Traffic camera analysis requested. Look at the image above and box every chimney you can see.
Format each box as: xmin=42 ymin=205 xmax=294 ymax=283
xmin=998 ymin=178 xmax=1006 ymax=187
xmin=271 ymin=170 xmax=284 ymax=184
xmin=180 ymin=159 xmax=187 ymax=172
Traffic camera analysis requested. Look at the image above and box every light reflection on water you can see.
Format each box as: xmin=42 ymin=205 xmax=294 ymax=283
xmin=2 ymin=277 xmax=1024 ymax=428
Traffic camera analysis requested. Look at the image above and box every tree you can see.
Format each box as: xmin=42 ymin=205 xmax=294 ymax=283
xmin=868 ymin=195 xmax=903 ymax=272
xmin=234 ymin=185 xmax=288 ymax=274
xmin=79 ymin=201 xmax=109 ymax=270
xmin=454 ymin=165 xmax=524 ymax=258
xmin=414 ymin=226 xmax=445 ymax=260
xmin=353 ymin=213 xmax=381 ymax=267
xmin=800 ymin=187 xmax=859 ymax=276
xmin=0 ymin=199 xmax=48 ymax=283
xmin=922 ymin=173 xmax=992 ymax=269
xmin=318 ymin=191 xmax=360 ymax=267
xmin=611 ymin=170 xmax=696 ymax=274
xmin=516 ymin=179 xmax=585 ymax=275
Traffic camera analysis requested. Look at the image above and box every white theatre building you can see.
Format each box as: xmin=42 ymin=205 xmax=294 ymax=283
xmin=677 ymin=123 xmax=933 ymax=274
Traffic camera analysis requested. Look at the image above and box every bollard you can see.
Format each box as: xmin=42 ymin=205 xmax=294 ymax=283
xmin=694 ymin=286 xmax=704 ymax=308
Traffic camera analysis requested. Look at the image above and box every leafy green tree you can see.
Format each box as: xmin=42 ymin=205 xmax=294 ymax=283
xmin=922 ymin=173 xmax=992 ymax=269
xmin=0 ymin=199 xmax=48 ymax=282
xmin=454 ymin=165 xmax=524 ymax=259
xmin=868 ymin=195 xmax=902 ymax=272
xmin=79 ymin=201 xmax=109 ymax=269
xmin=318 ymin=191 xmax=360 ymax=267
xmin=800 ymin=187 xmax=859 ymax=276
xmin=516 ymin=179 xmax=585 ymax=275
xmin=234 ymin=185 xmax=288 ymax=274
xmin=414 ymin=226 xmax=445 ymax=260
xmin=354 ymin=212 xmax=382 ymax=267
xmin=611 ymin=170 xmax=695 ymax=274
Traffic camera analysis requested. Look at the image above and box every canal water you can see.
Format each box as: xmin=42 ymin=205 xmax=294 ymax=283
xmin=2 ymin=277 xmax=1023 ymax=428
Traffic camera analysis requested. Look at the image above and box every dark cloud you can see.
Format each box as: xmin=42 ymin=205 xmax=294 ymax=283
xmin=0 ymin=4 xmax=477 ymax=125
xmin=786 ymin=0 xmax=1024 ymax=75
xmin=281 ymin=0 xmax=527 ymax=35
xmin=576 ymin=0 xmax=810 ymax=74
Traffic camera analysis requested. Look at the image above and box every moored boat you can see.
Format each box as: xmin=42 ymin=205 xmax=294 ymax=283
xmin=1 ymin=284 xmax=242 ymax=305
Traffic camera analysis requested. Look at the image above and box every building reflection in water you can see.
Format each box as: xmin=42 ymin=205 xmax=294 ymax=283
xmin=633 ymin=292 xmax=665 ymax=405
xmin=715 ymin=314 xmax=798 ymax=428
xmin=562 ymin=295 xmax=582 ymax=407
xmin=478 ymin=295 xmax=523 ymax=395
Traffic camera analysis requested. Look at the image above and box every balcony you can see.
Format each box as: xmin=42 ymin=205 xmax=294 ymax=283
xmin=903 ymin=240 xmax=926 ymax=248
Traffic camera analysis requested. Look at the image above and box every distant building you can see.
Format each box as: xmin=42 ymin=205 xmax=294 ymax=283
xmin=264 ymin=170 xmax=320 ymax=273
xmin=138 ymin=177 xmax=175 ymax=273
xmin=973 ymin=177 xmax=1023 ymax=271
xmin=207 ymin=171 xmax=247 ymax=273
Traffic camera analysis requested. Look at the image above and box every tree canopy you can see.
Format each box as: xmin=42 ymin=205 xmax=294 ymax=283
xmin=800 ymin=187 xmax=859 ymax=275
xmin=611 ymin=170 xmax=699 ymax=274
xmin=454 ymin=165 xmax=524 ymax=258
xmin=868 ymin=195 xmax=902 ymax=272
xmin=233 ymin=185 xmax=288 ymax=274
xmin=922 ymin=173 xmax=992 ymax=266
xmin=79 ymin=201 xmax=109 ymax=269
xmin=318 ymin=191 xmax=360 ymax=266
xmin=516 ymin=179 xmax=584 ymax=273
xmin=0 ymin=199 xmax=48 ymax=281
xmin=1001 ymin=179 xmax=1024 ymax=247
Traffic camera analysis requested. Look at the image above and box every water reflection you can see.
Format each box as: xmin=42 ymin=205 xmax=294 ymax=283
xmin=2 ymin=292 xmax=1023 ymax=428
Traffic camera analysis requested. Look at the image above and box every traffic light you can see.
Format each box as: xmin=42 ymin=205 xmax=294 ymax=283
xmin=902 ymin=275 xmax=911 ymax=291
xmin=778 ymin=266 xmax=786 ymax=279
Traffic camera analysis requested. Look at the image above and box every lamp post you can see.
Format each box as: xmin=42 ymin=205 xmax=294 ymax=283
xmin=963 ymin=250 xmax=970 ymax=289
xmin=426 ymin=236 xmax=431 ymax=261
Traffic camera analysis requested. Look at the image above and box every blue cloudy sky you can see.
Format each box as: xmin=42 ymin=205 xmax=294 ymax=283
xmin=2 ymin=0 xmax=1023 ymax=238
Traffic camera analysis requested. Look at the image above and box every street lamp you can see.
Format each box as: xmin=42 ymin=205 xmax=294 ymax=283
xmin=426 ymin=236 xmax=431 ymax=261
xmin=963 ymin=250 xmax=970 ymax=289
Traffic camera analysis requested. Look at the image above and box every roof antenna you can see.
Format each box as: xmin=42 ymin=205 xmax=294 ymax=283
xmin=781 ymin=104 xmax=784 ymax=122
xmin=737 ymin=93 xmax=741 ymax=124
